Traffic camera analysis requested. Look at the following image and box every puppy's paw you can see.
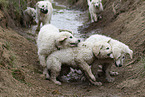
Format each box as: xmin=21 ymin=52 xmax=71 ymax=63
xmin=106 ymin=77 xmax=115 ymax=83
xmin=91 ymin=75 xmax=96 ymax=82
xmin=45 ymin=73 xmax=50 ymax=80
xmin=110 ymin=71 xmax=119 ymax=76
xmin=90 ymin=81 xmax=102 ymax=86
xmin=94 ymin=82 xmax=102 ymax=86
xmin=54 ymin=81 xmax=62 ymax=85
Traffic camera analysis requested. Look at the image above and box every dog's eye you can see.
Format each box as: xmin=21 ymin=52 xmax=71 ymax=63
xmin=106 ymin=47 xmax=109 ymax=50
xmin=69 ymin=36 xmax=73 ymax=38
xmin=122 ymin=56 xmax=125 ymax=59
xmin=42 ymin=5 xmax=44 ymax=7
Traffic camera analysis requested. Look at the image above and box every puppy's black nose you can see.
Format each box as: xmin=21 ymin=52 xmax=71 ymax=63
xmin=119 ymin=64 xmax=122 ymax=67
xmin=78 ymin=39 xmax=81 ymax=42
xmin=107 ymin=53 xmax=110 ymax=56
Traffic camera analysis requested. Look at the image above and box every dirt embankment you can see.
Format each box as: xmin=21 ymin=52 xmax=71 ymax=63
xmin=0 ymin=0 xmax=145 ymax=96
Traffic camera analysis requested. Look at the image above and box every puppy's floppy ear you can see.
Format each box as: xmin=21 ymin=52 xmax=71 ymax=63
xmin=127 ymin=49 xmax=133 ymax=59
xmin=112 ymin=47 xmax=121 ymax=59
xmin=58 ymin=36 xmax=67 ymax=43
xmin=36 ymin=2 xmax=39 ymax=7
xmin=92 ymin=45 xmax=103 ymax=56
xmin=55 ymin=36 xmax=67 ymax=49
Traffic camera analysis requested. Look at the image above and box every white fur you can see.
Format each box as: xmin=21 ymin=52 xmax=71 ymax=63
xmin=45 ymin=41 xmax=113 ymax=85
xmin=36 ymin=1 xmax=53 ymax=31
xmin=85 ymin=34 xmax=133 ymax=82
xmin=37 ymin=24 xmax=80 ymax=67
xmin=85 ymin=34 xmax=133 ymax=67
xmin=44 ymin=0 xmax=53 ymax=3
xmin=23 ymin=7 xmax=36 ymax=27
xmin=87 ymin=0 xmax=103 ymax=22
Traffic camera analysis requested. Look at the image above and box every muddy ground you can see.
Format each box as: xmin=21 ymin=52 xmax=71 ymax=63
xmin=0 ymin=0 xmax=145 ymax=96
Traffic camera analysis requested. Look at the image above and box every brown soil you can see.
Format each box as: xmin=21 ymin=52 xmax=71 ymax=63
xmin=0 ymin=0 xmax=145 ymax=96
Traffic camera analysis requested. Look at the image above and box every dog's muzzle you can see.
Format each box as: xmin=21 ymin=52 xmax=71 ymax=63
xmin=70 ymin=43 xmax=78 ymax=47
xmin=115 ymin=62 xmax=122 ymax=67
xmin=40 ymin=9 xmax=48 ymax=14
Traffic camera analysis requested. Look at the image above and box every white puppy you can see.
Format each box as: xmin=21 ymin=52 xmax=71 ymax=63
xmin=87 ymin=0 xmax=103 ymax=22
xmin=23 ymin=7 xmax=36 ymax=27
xmin=45 ymin=40 xmax=113 ymax=85
xmin=85 ymin=34 xmax=133 ymax=65
xmin=85 ymin=34 xmax=133 ymax=82
xmin=36 ymin=1 xmax=53 ymax=31
xmin=44 ymin=0 xmax=53 ymax=3
xmin=37 ymin=24 xmax=80 ymax=68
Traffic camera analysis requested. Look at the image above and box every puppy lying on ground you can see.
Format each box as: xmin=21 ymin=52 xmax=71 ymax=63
xmin=23 ymin=7 xmax=36 ymax=27
xmin=85 ymin=34 xmax=133 ymax=82
xmin=36 ymin=1 xmax=53 ymax=31
xmin=45 ymin=40 xmax=113 ymax=85
xmin=87 ymin=0 xmax=103 ymax=22
xmin=37 ymin=24 xmax=80 ymax=76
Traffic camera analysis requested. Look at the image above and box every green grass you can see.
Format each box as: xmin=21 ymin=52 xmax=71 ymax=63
xmin=12 ymin=69 xmax=25 ymax=83
xmin=3 ymin=41 xmax=11 ymax=50
xmin=8 ymin=53 xmax=16 ymax=67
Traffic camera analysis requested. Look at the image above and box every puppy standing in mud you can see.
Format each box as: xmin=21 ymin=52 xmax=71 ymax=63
xmin=23 ymin=7 xmax=36 ymax=28
xmin=37 ymin=24 xmax=80 ymax=78
xmin=85 ymin=34 xmax=133 ymax=82
xmin=45 ymin=40 xmax=113 ymax=85
xmin=87 ymin=0 xmax=103 ymax=22
xmin=36 ymin=1 xmax=53 ymax=31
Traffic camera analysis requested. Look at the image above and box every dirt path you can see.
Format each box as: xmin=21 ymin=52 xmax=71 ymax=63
xmin=0 ymin=0 xmax=145 ymax=96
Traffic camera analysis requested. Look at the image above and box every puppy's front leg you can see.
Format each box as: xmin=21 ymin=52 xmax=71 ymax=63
xmin=78 ymin=59 xmax=102 ymax=86
xmin=36 ymin=20 xmax=41 ymax=31
xmin=91 ymin=60 xmax=100 ymax=78
xmin=93 ymin=13 xmax=98 ymax=22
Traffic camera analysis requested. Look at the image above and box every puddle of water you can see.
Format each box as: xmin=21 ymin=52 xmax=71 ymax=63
xmin=28 ymin=2 xmax=89 ymax=40
xmin=51 ymin=2 xmax=88 ymax=39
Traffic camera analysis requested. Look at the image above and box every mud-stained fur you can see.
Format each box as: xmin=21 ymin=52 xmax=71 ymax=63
xmin=45 ymin=40 xmax=113 ymax=85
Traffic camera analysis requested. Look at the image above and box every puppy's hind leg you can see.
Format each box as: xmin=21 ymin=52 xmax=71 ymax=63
xmin=49 ymin=61 xmax=62 ymax=85
xmin=38 ymin=54 xmax=47 ymax=67
xmin=43 ymin=67 xmax=50 ymax=79
xmin=50 ymin=69 xmax=62 ymax=85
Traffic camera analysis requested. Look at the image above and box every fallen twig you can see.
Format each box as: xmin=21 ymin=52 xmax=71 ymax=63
xmin=125 ymin=57 xmax=138 ymax=67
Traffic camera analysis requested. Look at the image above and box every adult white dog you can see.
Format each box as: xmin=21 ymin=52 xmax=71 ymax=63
xmin=36 ymin=1 xmax=53 ymax=31
xmin=37 ymin=24 xmax=80 ymax=71
xmin=23 ymin=7 xmax=36 ymax=27
xmin=45 ymin=40 xmax=113 ymax=85
xmin=85 ymin=34 xmax=133 ymax=82
xmin=87 ymin=0 xmax=103 ymax=22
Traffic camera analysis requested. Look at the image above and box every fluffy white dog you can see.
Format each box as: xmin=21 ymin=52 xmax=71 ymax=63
xmin=85 ymin=34 xmax=133 ymax=82
xmin=44 ymin=0 xmax=53 ymax=3
xmin=45 ymin=40 xmax=113 ymax=85
xmin=36 ymin=1 xmax=53 ymax=31
xmin=23 ymin=7 xmax=36 ymax=27
xmin=37 ymin=24 xmax=80 ymax=68
xmin=87 ymin=0 xmax=103 ymax=22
